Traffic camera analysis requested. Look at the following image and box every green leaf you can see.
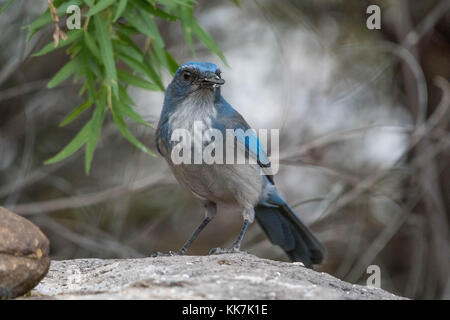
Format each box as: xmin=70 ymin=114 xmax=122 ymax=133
xmin=122 ymin=5 xmax=164 ymax=49
xmin=157 ymin=0 xmax=193 ymax=7
xmin=118 ymin=86 xmax=135 ymax=106
xmin=67 ymin=41 xmax=82 ymax=59
xmin=179 ymin=5 xmax=194 ymax=53
xmin=114 ymin=38 xmax=144 ymax=62
xmin=152 ymin=43 xmax=167 ymax=66
xmin=134 ymin=0 xmax=177 ymax=21
xmin=82 ymin=49 xmax=98 ymax=100
xmin=94 ymin=15 xmax=118 ymax=97
xmin=119 ymin=103 xmax=152 ymax=127
xmin=192 ymin=21 xmax=228 ymax=66
xmin=111 ymin=103 xmax=155 ymax=156
xmin=142 ymin=59 xmax=164 ymax=90
xmin=59 ymin=99 xmax=92 ymax=127
xmin=119 ymin=53 xmax=164 ymax=90
xmin=33 ymin=30 xmax=83 ymax=57
xmin=0 ymin=0 xmax=16 ymax=16
xmin=166 ymin=50 xmax=180 ymax=75
xmin=118 ymin=69 xmax=160 ymax=91
xmin=78 ymin=82 xmax=87 ymax=96
xmin=231 ymin=0 xmax=241 ymax=7
xmin=122 ymin=7 xmax=155 ymax=41
xmin=85 ymin=99 xmax=106 ymax=174
xmin=47 ymin=57 xmax=79 ymax=88
xmin=164 ymin=50 xmax=179 ymax=75
xmin=44 ymin=120 xmax=91 ymax=164
xmin=113 ymin=0 xmax=128 ymax=22
xmin=83 ymin=31 xmax=101 ymax=61
xmin=87 ymin=0 xmax=115 ymax=16
xmin=115 ymin=92 xmax=151 ymax=127
xmin=118 ymin=54 xmax=146 ymax=76
xmin=143 ymin=16 xmax=164 ymax=48
xmin=152 ymin=46 xmax=179 ymax=75
xmin=115 ymin=23 xmax=139 ymax=36
xmin=147 ymin=49 xmax=161 ymax=77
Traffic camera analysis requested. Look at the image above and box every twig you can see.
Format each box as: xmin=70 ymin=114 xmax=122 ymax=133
xmin=403 ymin=0 xmax=450 ymax=47
xmin=0 ymin=79 xmax=48 ymax=102
xmin=321 ymin=77 xmax=450 ymax=219
xmin=36 ymin=216 xmax=144 ymax=257
xmin=48 ymin=0 xmax=67 ymax=48
xmin=281 ymin=124 xmax=412 ymax=162
xmin=9 ymin=172 xmax=170 ymax=215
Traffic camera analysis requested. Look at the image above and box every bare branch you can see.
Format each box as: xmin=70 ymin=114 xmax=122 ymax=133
xmin=9 ymin=172 xmax=170 ymax=215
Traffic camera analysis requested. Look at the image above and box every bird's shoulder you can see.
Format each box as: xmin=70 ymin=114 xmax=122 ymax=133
xmin=155 ymin=115 xmax=172 ymax=157
xmin=214 ymin=97 xmax=274 ymax=184
xmin=212 ymin=97 xmax=251 ymax=131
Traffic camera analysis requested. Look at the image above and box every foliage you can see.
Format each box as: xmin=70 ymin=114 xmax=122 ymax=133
xmin=24 ymin=0 xmax=227 ymax=174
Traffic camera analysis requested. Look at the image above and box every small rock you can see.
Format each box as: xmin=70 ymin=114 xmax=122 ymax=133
xmin=0 ymin=207 xmax=50 ymax=299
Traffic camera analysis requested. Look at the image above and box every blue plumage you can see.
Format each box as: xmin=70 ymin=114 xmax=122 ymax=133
xmin=211 ymin=97 xmax=271 ymax=167
xmin=155 ymin=62 xmax=324 ymax=267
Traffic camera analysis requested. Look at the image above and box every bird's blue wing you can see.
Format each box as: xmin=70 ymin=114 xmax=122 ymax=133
xmin=233 ymin=127 xmax=271 ymax=167
xmin=213 ymin=97 xmax=272 ymax=170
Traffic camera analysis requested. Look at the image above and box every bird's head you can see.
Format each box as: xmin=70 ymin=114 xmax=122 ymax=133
xmin=167 ymin=62 xmax=225 ymax=100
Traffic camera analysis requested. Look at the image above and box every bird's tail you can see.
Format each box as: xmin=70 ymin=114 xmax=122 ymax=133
xmin=255 ymin=203 xmax=325 ymax=268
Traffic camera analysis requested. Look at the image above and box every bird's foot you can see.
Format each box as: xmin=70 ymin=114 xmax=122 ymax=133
xmin=150 ymin=251 xmax=172 ymax=257
xmin=209 ymin=246 xmax=247 ymax=255
xmin=150 ymin=250 xmax=186 ymax=257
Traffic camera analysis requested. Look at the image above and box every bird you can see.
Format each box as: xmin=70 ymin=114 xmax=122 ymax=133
xmin=155 ymin=61 xmax=325 ymax=268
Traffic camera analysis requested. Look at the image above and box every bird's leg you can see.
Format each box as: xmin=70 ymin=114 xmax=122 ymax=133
xmin=177 ymin=216 xmax=212 ymax=255
xmin=210 ymin=207 xmax=254 ymax=255
xmin=177 ymin=201 xmax=217 ymax=255
xmin=209 ymin=219 xmax=250 ymax=255
xmin=231 ymin=219 xmax=250 ymax=249
xmin=151 ymin=217 xmax=211 ymax=257
xmin=151 ymin=202 xmax=216 ymax=257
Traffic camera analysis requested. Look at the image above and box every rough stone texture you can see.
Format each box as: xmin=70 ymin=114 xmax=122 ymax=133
xmin=0 ymin=207 xmax=50 ymax=298
xmin=28 ymin=253 xmax=405 ymax=300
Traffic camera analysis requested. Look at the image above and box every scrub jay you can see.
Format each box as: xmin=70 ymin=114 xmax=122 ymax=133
xmin=155 ymin=62 xmax=324 ymax=267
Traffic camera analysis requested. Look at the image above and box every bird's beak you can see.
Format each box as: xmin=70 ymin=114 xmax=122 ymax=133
xmin=198 ymin=75 xmax=225 ymax=87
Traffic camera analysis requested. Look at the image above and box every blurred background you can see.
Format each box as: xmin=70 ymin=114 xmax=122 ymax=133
xmin=1 ymin=0 xmax=449 ymax=299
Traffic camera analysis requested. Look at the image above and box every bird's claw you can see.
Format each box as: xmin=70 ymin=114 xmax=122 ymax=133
xmin=151 ymin=251 xmax=169 ymax=257
xmin=151 ymin=250 xmax=186 ymax=257
xmin=209 ymin=247 xmax=246 ymax=255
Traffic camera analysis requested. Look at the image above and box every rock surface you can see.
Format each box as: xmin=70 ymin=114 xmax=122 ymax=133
xmin=29 ymin=253 xmax=404 ymax=300
xmin=0 ymin=207 xmax=50 ymax=298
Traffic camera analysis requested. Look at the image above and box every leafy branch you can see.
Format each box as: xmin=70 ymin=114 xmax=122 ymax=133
xmin=24 ymin=0 xmax=227 ymax=174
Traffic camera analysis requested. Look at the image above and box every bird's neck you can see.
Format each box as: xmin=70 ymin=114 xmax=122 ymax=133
xmin=185 ymin=89 xmax=217 ymax=107
xmin=159 ymin=87 xmax=223 ymax=131
xmin=168 ymin=90 xmax=217 ymax=130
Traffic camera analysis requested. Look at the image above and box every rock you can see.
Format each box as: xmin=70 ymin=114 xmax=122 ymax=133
xmin=29 ymin=253 xmax=405 ymax=300
xmin=0 ymin=207 xmax=50 ymax=299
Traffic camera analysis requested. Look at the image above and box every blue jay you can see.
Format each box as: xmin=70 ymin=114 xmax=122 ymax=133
xmin=155 ymin=62 xmax=324 ymax=267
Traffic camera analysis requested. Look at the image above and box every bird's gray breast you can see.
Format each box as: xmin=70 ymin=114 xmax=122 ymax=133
xmin=163 ymin=92 xmax=263 ymax=208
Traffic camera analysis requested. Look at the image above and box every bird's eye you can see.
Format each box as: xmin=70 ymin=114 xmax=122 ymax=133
xmin=183 ymin=71 xmax=192 ymax=81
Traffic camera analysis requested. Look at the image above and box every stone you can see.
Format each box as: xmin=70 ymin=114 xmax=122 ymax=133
xmin=0 ymin=207 xmax=50 ymax=298
xmin=28 ymin=253 xmax=405 ymax=300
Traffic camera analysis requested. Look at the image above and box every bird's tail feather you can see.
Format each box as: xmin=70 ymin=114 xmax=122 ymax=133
xmin=255 ymin=203 xmax=325 ymax=268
